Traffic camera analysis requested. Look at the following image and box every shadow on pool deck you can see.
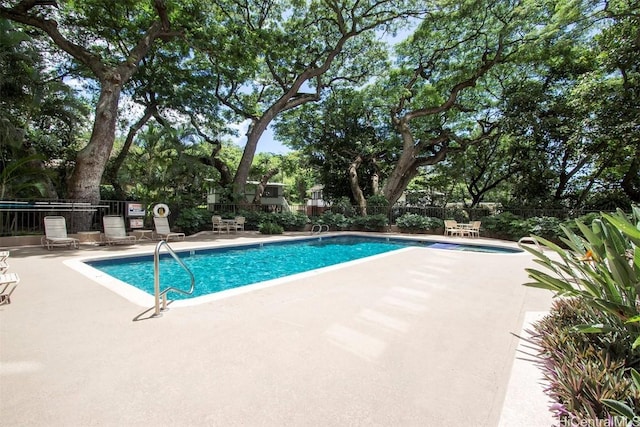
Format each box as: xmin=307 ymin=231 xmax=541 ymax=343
xmin=0 ymin=232 xmax=553 ymax=426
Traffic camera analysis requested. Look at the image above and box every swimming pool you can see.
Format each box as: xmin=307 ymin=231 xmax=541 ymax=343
xmin=82 ymin=235 xmax=522 ymax=302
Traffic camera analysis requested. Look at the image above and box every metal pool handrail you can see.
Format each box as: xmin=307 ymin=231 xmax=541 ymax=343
xmin=153 ymin=240 xmax=195 ymax=317
xmin=311 ymin=224 xmax=329 ymax=234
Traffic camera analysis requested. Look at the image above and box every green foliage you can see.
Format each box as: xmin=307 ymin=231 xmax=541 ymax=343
xmin=316 ymin=212 xmax=352 ymax=230
xmin=269 ymin=211 xmax=309 ymax=231
xmin=329 ymin=197 xmax=356 ymax=217
xmin=532 ymin=298 xmax=640 ymax=424
xmin=352 ymin=214 xmax=388 ymax=231
xmin=523 ymin=207 xmax=640 ymax=350
xmin=481 ymin=212 xmax=528 ymax=240
xmin=367 ymin=194 xmax=389 ymax=207
xmin=524 ymin=216 xmax=564 ymax=240
xmin=258 ymin=222 xmax=283 ymax=235
xmin=174 ymin=207 xmax=210 ymax=235
xmin=395 ymin=213 xmax=443 ymax=231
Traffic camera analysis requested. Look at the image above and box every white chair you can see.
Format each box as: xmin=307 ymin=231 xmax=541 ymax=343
xmin=468 ymin=221 xmax=481 ymax=238
xmin=212 ymin=216 xmax=225 ymax=233
xmin=0 ymin=272 xmax=20 ymax=305
xmin=232 ymin=216 xmax=245 ymax=233
xmin=444 ymin=220 xmax=462 ymax=237
xmin=41 ymin=216 xmax=79 ymax=250
xmin=103 ymin=216 xmax=137 ymax=245
xmin=153 ymin=216 xmax=185 ymax=241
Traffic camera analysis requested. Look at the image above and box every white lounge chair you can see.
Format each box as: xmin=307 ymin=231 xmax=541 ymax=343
xmin=153 ymin=216 xmax=185 ymax=242
xmin=41 ymin=216 xmax=79 ymax=250
xmin=103 ymin=216 xmax=137 ymax=245
xmin=0 ymin=272 xmax=20 ymax=305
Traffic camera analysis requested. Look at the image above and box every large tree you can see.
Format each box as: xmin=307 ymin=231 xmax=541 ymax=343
xmin=379 ymin=0 xmax=555 ymax=206
xmin=188 ymin=0 xmax=423 ymax=198
xmin=0 ymin=0 xmax=178 ymax=218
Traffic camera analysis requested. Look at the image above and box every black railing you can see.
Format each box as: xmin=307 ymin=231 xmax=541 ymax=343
xmin=0 ymin=198 xmax=608 ymax=237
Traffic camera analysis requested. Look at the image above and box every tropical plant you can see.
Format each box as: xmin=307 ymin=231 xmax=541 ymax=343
xmin=174 ymin=207 xmax=211 ymax=235
xmin=258 ymin=222 xmax=283 ymax=235
xmin=352 ymin=214 xmax=388 ymax=231
xmin=316 ymin=212 xmax=352 ymax=230
xmin=522 ymin=207 xmax=640 ymax=349
xmin=269 ymin=212 xmax=309 ymax=231
xmin=531 ymin=298 xmax=640 ymax=424
xmin=395 ymin=213 xmax=443 ymax=232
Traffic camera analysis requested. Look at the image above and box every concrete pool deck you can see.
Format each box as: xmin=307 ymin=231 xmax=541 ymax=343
xmin=0 ymin=232 xmax=553 ymax=426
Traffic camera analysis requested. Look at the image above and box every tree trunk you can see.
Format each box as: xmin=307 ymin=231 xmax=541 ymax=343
xmin=252 ymin=167 xmax=279 ymax=205
xmin=233 ymin=115 xmax=273 ymax=197
xmin=67 ymin=79 xmax=121 ymax=230
xmin=348 ymin=156 xmax=367 ymax=216
xmin=621 ymin=149 xmax=640 ymax=202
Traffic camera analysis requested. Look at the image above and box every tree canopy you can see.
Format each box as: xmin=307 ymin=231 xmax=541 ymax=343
xmin=0 ymin=0 xmax=637 ymax=213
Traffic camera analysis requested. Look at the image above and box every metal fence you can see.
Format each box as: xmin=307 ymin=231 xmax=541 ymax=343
xmin=0 ymin=199 xmax=126 ymax=236
xmin=0 ymin=198 xmax=605 ymax=237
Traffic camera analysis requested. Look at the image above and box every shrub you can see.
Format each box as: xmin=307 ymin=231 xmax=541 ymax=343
xmin=523 ymin=206 xmax=640 ymax=424
xmin=352 ymin=213 xmax=388 ymax=231
xmin=524 ymin=216 xmax=563 ymax=241
xmin=270 ymin=211 xmax=309 ymax=231
xmin=330 ymin=197 xmax=355 ymax=216
xmin=174 ymin=207 xmax=211 ymax=235
xmin=481 ymin=212 xmax=528 ymax=240
xmin=395 ymin=213 xmax=443 ymax=232
xmin=317 ymin=212 xmax=352 ymax=230
xmin=258 ymin=222 xmax=283 ymax=235
xmin=531 ymin=298 xmax=640 ymax=424
xmin=237 ymin=210 xmax=269 ymax=231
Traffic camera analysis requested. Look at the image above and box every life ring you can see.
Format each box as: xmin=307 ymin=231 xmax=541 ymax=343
xmin=152 ymin=203 xmax=170 ymax=218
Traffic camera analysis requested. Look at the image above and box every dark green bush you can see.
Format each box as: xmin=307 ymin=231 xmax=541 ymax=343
xmin=481 ymin=212 xmax=528 ymax=240
xmin=258 ymin=222 xmax=284 ymax=235
xmin=352 ymin=213 xmax=388 ymax=231
xmin=317 ymin=212 xmax=352 ymax=230
xmin=524 ymin=216 xmax=563 ymax=241
xmin=174 ymin=207 xmax=211 ymax=235
xmin=330 ymin=197 xmax=356 ymax=216
xmin=269 ymin=211 xmax=309 ymax=231
xmin=396 ymin=213 xmax=443 ymax=231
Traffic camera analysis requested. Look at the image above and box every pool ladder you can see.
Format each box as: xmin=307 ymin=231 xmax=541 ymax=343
xmin=311 ymin=224 xmax=329 ymax=234
xmin=153 ymin=240 xmax=195 ymax=317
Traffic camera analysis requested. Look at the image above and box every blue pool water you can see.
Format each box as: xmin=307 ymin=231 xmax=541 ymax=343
xmin=87 ymin=235 xmax=521 ymax=300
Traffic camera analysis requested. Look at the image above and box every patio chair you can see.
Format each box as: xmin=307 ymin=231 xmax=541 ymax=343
xmin=231 ymin=216 xmax=245 ymax=233
xmin=153 ymin=216 xmax=185 ymax=242
xmin=0 ymin=250 xmax=9 ymax=262
xmin=41 ymin=216 xmax=79 ymax=250
xmin=468 ymin=221 xmax=481 ymax=238
xmin=444 ymin=220 xmax=462 ymax=237
xmin=212 ymin=215 xmax=225 ymax=233
xmin=103 ymin=215 xmax=137 ymax=245
xmin=0 ymin=272 xmax=20 ymax=305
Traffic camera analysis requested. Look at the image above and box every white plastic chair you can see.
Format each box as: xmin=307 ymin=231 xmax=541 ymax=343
xmin=153 ymin=216 xmax=185 ymax=241
xmin=212 ymin=216 xmax=225 ymax=233
xmin=103 ymin=216 xmax=137 ymax=245
xmin=41 ymin=216 xmax=79 ymax=250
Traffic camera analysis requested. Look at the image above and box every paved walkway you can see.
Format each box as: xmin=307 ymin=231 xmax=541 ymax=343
xmin=0 ymin=232 xmax=552 ymax=426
